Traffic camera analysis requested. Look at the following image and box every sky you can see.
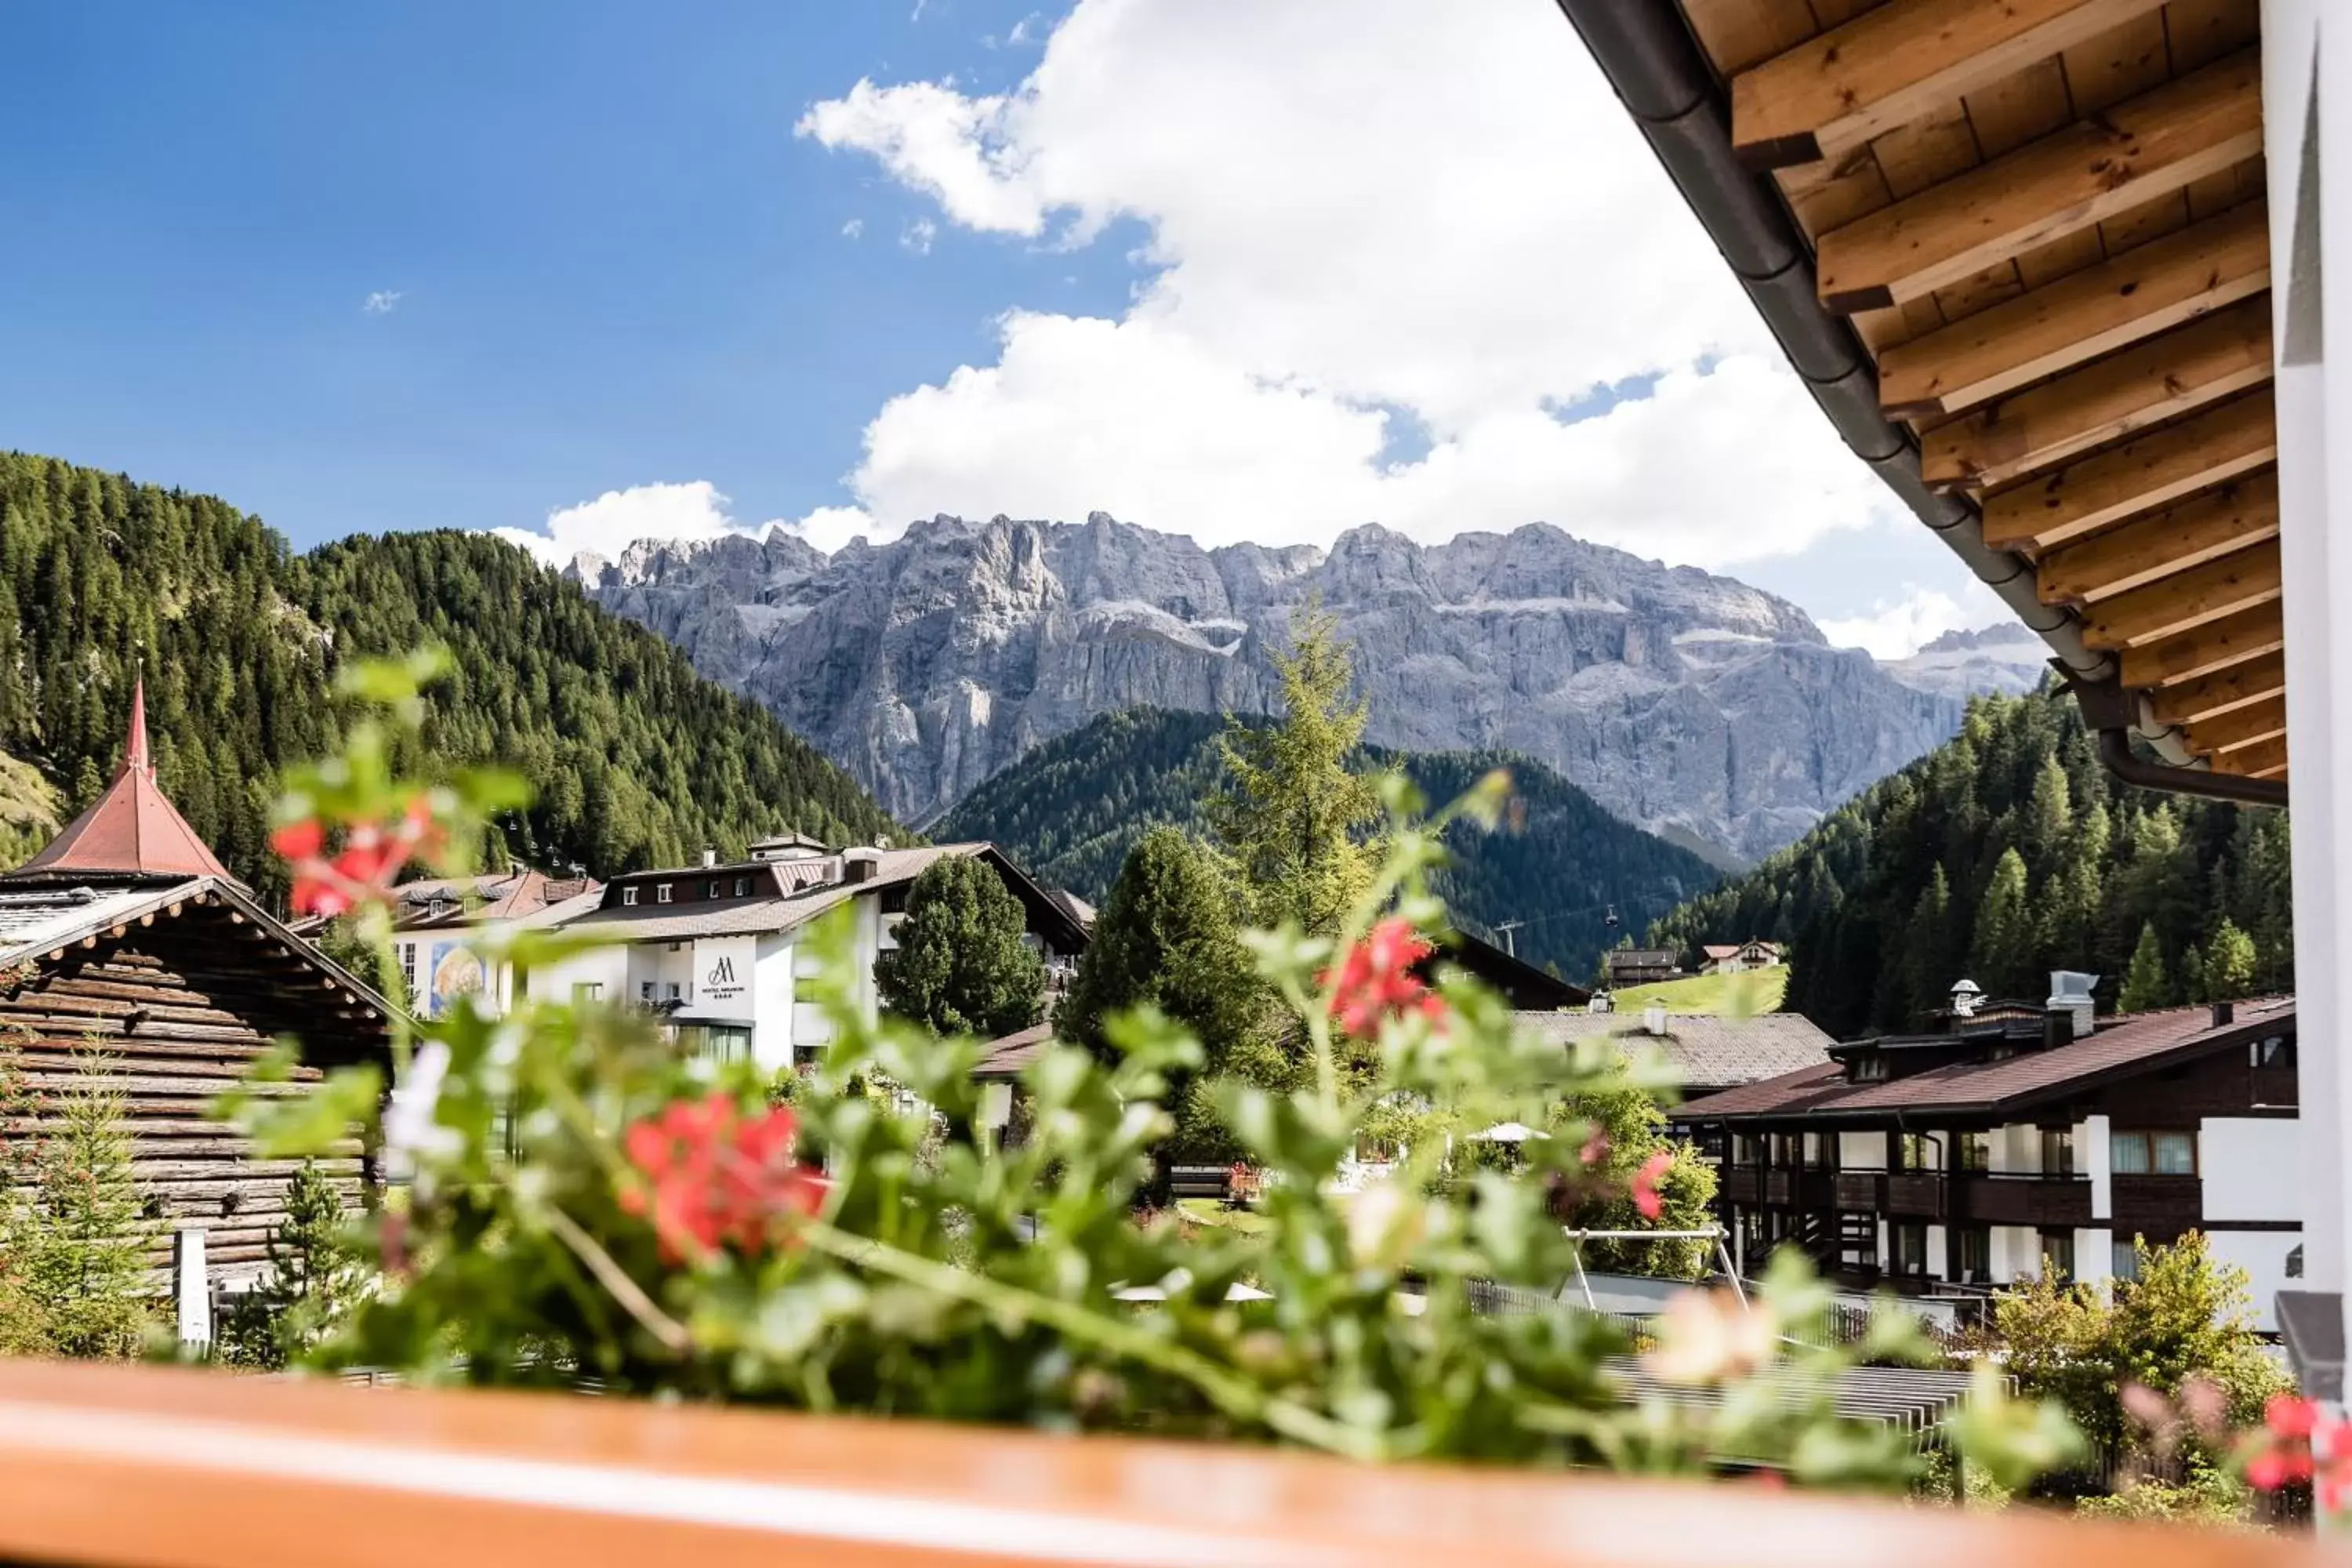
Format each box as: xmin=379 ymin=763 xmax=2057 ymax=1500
xmin=0 ymin=1 xmax=2010 ymax=658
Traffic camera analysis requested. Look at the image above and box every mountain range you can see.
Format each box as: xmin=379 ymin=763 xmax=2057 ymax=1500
xmin=570 ymin=514 xmax=1976 ymax=865
xmin=935 ymin=706 xmax=1725 ymax=976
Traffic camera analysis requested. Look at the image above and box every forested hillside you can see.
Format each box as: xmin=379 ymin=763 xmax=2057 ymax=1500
xmin=0 ymin=452 xmax=901 ymax=895
xmin=1647 ymin=685 xmax=2292 ymax=1038
xmin=936 ymin=706 xmax=1723 ymax=975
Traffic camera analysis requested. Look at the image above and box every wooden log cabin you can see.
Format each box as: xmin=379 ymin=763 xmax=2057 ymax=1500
xmin=0 ymin=682 xmax=392 ymax=1288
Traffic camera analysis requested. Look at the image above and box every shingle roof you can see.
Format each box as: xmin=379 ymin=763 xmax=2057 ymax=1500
xmin=972 ymin=1023 xmax=1054 ymax=1079
xmin=1676 ymin=997 xmax=2296 ymax=1121
xmin=0 ymin=884 xmax=190 ymax=958
xmin=555 ymin=844 xmax=1045 ymax=944
xmin=1517 ymin=1010 xmax=1838 ymax=1091
xmin=392 ymin=868 xmax=601 ymax=929
xmin=2 ymin=680 xmax=232 ymax=885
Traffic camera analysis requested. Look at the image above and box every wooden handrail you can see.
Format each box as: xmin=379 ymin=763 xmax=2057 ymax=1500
xmin=0 ymin=1359 xmax=2321 ymax=1566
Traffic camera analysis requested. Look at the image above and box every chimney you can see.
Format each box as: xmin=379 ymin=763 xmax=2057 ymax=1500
xmin=1587 ymin=992 xmax=1613 ymax=1014
xmin=1643 ymin=1004 xmax=1668 ymax=1036
xmin=702 ymin=847 xmax=717 ymax=869
xmin=2045 ymin=971 xmax=2097 ymax=1039
xmin=2211 ymin=999 xmax=2236 ymax=1028
xmin=843 ymin=847 xmax=882 ymax=885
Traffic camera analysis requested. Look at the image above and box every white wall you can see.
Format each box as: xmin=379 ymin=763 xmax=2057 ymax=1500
xmin=753 ymin=935 xmax=797 ymax=1072
xmin=1838 ymin=1131 xmax=1886 ymax=1169
xmin=2076 ymin=1227 xmax=2113 ymax=1289
xmin=2082 ymin=1116 xmax=2112 ymax=1218
xmin=2203 ymin=1119 xmax=2303 ymax=1223
xmin=2209 ymin=1231 xmax=2299 ymax=1334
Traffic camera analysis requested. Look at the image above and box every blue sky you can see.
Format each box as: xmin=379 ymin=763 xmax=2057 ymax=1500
xmin=0 ymin=1 xmax=2003 ymax=655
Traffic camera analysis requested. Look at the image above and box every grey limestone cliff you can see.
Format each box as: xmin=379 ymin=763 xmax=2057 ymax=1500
xmin=568 ymin=513 xmax=1969 ymax=865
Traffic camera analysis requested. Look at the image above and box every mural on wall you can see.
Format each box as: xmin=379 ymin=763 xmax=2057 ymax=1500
xmin=426 ymin=941 xmax=486 ymax=1018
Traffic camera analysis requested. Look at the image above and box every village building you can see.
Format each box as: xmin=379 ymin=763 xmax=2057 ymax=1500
xmin=387 ymin=865 xmax=601 ymax=1016
xmin=0 ymin=684 xmax=394 ymax=1293
xmin=1518 ymin=1007 xmax=1836 ymax=1101
xmin=1601 ymin=948 xmax=1682 ymax=989
xmin=532 ymin=837 xmax=1089 ymax=1071
xmin=1698 ymin=940 xmax=1782 ymax=977
xmin=1674 ymin=981 xmax=2299 ymax=1330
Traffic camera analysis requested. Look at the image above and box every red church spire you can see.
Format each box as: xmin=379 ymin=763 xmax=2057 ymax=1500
xmin=0 ymin=672 xmax=234 ymax=884
xmin=123 ymin=674 xmax=152 ymax=779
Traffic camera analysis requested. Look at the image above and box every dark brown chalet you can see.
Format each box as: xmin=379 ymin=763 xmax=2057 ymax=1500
xmin=1675 ymin=981 xmax=2299 ymax=1329
xmin=0 ymin=683 xmax=394 ymax=1288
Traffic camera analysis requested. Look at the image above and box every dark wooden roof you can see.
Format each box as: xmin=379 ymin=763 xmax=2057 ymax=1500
xmin=1677 ymin=996 xmax=2291 ymax=1121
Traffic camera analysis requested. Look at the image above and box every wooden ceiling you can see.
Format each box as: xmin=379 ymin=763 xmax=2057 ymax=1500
xmin=1679 ymin=0 xmax=2283 ymax=782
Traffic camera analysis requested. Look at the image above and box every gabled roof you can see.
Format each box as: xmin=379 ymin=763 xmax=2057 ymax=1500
xmin=1676 ymin=998 xmax=2294 ymax=1122
xmin=391 ymin=867 xmax=601 ymax=930
xmin=2 ymin=679 xmax=232 ymax=884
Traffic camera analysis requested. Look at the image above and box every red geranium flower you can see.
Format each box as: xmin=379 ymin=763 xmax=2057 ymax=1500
xmin=1631 ymin=1150 xmax=1673 ymax=1221
xmin=270 ymin=818 xmax=324 ymax=860
xmin=1324 ymin=917 xmax=1438 ymax=1037
xmin=619 ymin=1092 xmax=827 ymax=1262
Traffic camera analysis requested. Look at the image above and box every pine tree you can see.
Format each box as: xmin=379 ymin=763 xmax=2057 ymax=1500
xmin=2118 ymin=923 xmax=2171 ymax=1013
xmin=1060 ymin=827 xmax=1283 ymax=1158
xmin=2203 ymin=918 xmax=2257 ymax=1002
xmin=1970 ymin=848 xmax=2037 ymax=998
xmin=1904 ymin=864 xmax=1955 ymax=1024
xmin=1207 ymin=608 xmax=1386 ymax=935
xmin=873 ymin=856 xmax=1046 ymax=1039
xmin=19 ymin=1048 xmax=151 ymax=1358
xmin=217 ymin=1162 xmax=368 ymax=1370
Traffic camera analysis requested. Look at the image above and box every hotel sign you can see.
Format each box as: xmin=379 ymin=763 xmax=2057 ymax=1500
xmin=693 ymin=936 xmax=755 ymax=1010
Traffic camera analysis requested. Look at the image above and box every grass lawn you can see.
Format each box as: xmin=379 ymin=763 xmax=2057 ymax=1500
xmin=1175 ymin=1197 xmax=1272 ymax=1234
xmin=1609 ymin=967 xmax=1788 ymax=1016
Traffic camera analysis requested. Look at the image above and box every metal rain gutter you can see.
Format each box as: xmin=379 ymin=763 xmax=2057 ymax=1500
xmin=1552 ymin=0 xmax=2283 ymax=806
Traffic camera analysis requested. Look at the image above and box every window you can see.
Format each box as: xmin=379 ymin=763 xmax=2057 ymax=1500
xmin=655 ymin=884 xmax=673 ymax=905
xmin=1850 ymin=1053 xmax=1888 ymax=1083
xmin=571 ymin=982 xmax=602 ymax=1003
xmin=880 ymin=884 xmax=911 ymax=916
xmin=2039 ymin=1230 xmax=2074 ymax=1281
xmin=399 ymin=942 xmax=417 ymax=997
xmin=622 ymin=886 xmax=639 ymax=907
xmin=665 ymin=982 xmax=681 ymax=1002
xmin=735 ymin=877 xmax=750 ymax=897
xmin=2289 ymin=1244 xmax=2306 ymax=1279
xmin=2112 ymin=1238 xmax=2143 ymax=1282
xmin=2040 ymin=1127 xmax=2075 ymax=1175
xmin=2256 ymin=1034 xmax=2297 ymax=1068
xmin=1802 ymin=1131 xmax=1828 ymax=1169
xmin=2113 ymin=1131 xmax=2197 ymax=1174
xmin=684 ymin=1025 xmax=753 ymax=1065
xmin=1892 ymin=1222 xmax=1929 ymax=1277
xmin=1732 ymin=1133 xmax=1759 ymax=1167
xmin=1898 ymin=1132 xmax=1938 ymax=1171
xmin=1957 ymin=1132 xmax=1990 ymax=1172
xmin=639 ymin=982 xmax=655 ymax=1002
xmin=1956 ymin=1226 xmax=1991 ymax=1283
xmin=708 ymin=879 xmax=724 ymax=898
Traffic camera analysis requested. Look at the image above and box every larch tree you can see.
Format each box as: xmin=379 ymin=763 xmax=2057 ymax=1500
xmin=1969 ymin=848 xmax=2036 ymax=1000
xmin=2118 ymin=922 xmax=2171 ymax=1013
xmin=873 ymin=855 xmax=1046 ymax=1040
xmin=2203 ymin=918 xmax=2257 ymax=1002
xmin=1207 ymin=608 xmax=1387 ymax=935
xmin=18 ymin=1047 xmax=151 ymax=1359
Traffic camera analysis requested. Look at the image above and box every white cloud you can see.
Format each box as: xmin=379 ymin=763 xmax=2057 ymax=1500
xmin=768 ymin=506 xmax=877 ymax=555
xmin=841 ymin=217 xmax=864 ymax=238
xmin=362 ymin=289 xmax=404 ymax=316
xmin=1820 ymin=585 xmax=2011 ymax=660
xmin=495 ymin=481 xmax=877 ymax=569
xmin=900 ymin=217 xmax=938 ymax=254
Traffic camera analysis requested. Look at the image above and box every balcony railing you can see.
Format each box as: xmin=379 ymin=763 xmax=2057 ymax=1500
xmin=1884 ymin=1173 xmax=1946 ymax=1218
xmin=1833 ymin=1170 xmax=1885 ymax=1210
xmin=2112 ymin=1174 xmax=2205 ymax=1234
xmin=0 ymin=1359 xmax=2321 ymax=1567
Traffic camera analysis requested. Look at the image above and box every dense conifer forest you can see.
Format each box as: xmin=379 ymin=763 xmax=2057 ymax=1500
xmin=935 ymin=706 xmax=1724 ymax=975
xmin=0 ymin=452 xmax=901 ymax=895
xmin=1647 ymin=685 xmax=2293 ymax=1037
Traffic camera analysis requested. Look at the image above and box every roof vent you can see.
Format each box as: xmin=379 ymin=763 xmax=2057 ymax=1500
xmin=1643 ymin=1004 xmax=1668 ymax=1036
xmin=2212 ymin=999 xmax=2236 ymax=1028
xmin=1587 ymin=992 xmax=1613 ymax=1014
xmin=842 ymin=847 xmax=882 ymax=885
xmin=702 ymin=848 xmax=717 ymax=869
xmin=1949 ymin=978 xmax=1983 ymax=1019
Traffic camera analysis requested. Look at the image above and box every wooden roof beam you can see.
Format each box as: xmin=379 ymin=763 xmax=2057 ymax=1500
xmin=2034 ymin=470 xmax=2279 ymax=603
xmin=2147 ymin=649 xmax=2288 ymax=728
xmin=1732 ymin=0 xmax=2176 ymax=172
xmin=2183 ymin=696 xmax=2289 ymax=756
xmin=1816 ymin=49 xmax=2263 ymax=313
xmin=1921 ymin=295 xmax=2274 ymax=490
xmin=2118 ymin=601 xmax=2285 ymax=688
xmin=1877 ymin=201 xmax=2269 ymax=419
xmin=2081 ymin=540 xmax=2280 ymax=649
xmin=1981 ymin=387 xmax=2278 ymax=550
xmin=2209 ymin=732 xmax=2288 ymax=779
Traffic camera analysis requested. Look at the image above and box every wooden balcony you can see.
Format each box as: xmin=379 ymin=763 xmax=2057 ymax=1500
xmin=1832 ymin=1171 xmax=1885 ymax=1210
xmin=2252 ymin=1065 xmax=2299 ymax=1109
xmin=1763 ymin=1170 xmax=1795 ymax=1206
xmin=2113 ymin=1174 xmax=2205 ymax=1236
xmin=1884 ymin=1174 xmax=1945 ymax=1219
xmin=1956 ymin=1174 xmax=2094 ymax=1229
xmin=1722 ymin=1167 xmax=1760 ymax=1204
xmin=0 ymin=1359 xmax=2321 ymax=1567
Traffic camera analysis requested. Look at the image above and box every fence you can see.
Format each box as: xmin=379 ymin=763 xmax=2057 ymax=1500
xmin=0 ymin=1358 xmax=2325 ymax=1567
